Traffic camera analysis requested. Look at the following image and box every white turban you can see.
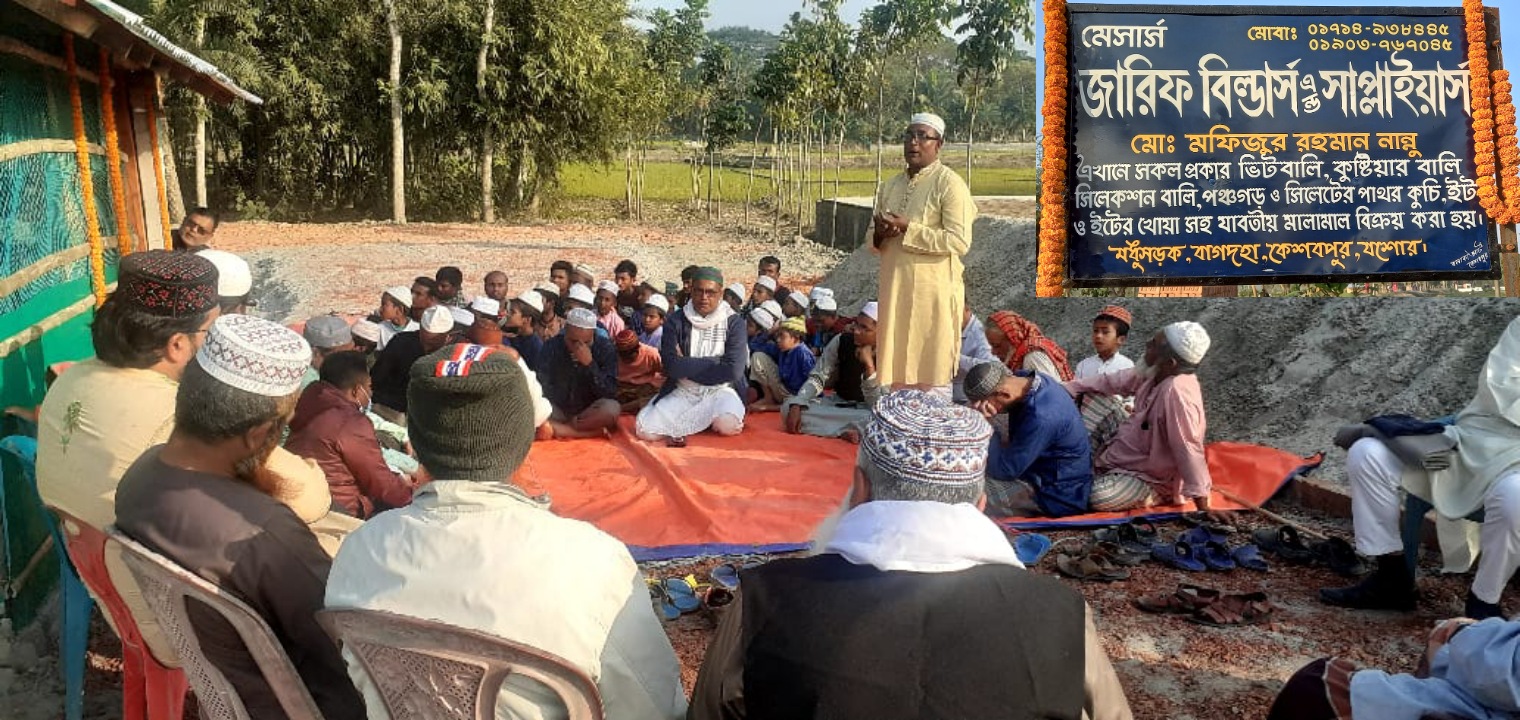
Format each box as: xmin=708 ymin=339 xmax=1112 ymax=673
xmin=1162 ymin=321 xmax=1211 ymax=365
xmin=909 ymin=112 xmax=946 ymax=137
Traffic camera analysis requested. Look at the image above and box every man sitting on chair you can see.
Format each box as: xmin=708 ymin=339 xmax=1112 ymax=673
xmin=326 ymin=343 xmax=686 ymax=719
xmin=114 ymin=315 xmax=363 ymax=720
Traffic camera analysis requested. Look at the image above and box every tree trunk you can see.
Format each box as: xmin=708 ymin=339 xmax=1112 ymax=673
xmin=193 ymin=15 xmax=207 ymax=208
xmin=477 ymin=0 xmax=495 ymax=223
xmin=874 ymin=72 xmax=887 ymax=195
xmin=771 ymin=126 xmax=781 ymax=235
xmin=706 ymin=148 xmax=716 ymax=220
xmin=744 ymin=120 xmax=763 ymax=227
xmin=387 ymin=0 xmax=407 ymax=223
xmin=965 ymin=94 xmax=977 ymax=186
xmin=831 ymin=122 xmax=844 ymax=243
xmin=624 ymin=144 xmax=634 ymax=219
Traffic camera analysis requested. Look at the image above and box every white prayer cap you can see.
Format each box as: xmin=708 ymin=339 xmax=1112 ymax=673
xmin=859 ymin=301 xmax=879 ymax=321
xmin=760 ymin=299 xmax=784 ymax=321
xmin=909 ymin=112 xmax=946 ymax=136
xmin=384 ymin=285 xmax=413 ymax=308
xmin=351 ymin=318 xmax=382 ymax=343
xmin=750 ymin=306 xmax=778 ymax=332
xmin=755 ymin=276 xmax=777 ymax=292
xmin=815 ymin=296 xmax=838 ymax=312
xmin=470 ymin=297 xmax=502 ymax=316
xmin=515 ymin=290 xmax=544 ymax=315
xmin=196 ymin=315 xmax=311 ymax=398
xmin=1162 ymin=321 xmax=1211 ymax=365
xmin=646 ymin=294 xmax=670 ymax=313
xmin=449 ymin=306 xmax=475 ymax=327
xmin=566 ymin=307 xmax=598 ymax=330
xmin=597 ymin=280 xmax=620 ymax=296
xmin=726 ymin=282 xmax=747 ymax=300
xmin=567 ymin=284 xmax=595 ymax=306
xmin=573 ymin=263 xmax=596 ymax=280
xmin=809 ymin=287 xmax=834 ymax=301
xmin=533 ymin=281 xmax=560 ymax=297
xmin=197 ymin=249 xmax=252 ymax=298
xmin=421 ymin=306 xmax=455 ymax=334
xmin=787 ymin=290 xmax=810 ymax=310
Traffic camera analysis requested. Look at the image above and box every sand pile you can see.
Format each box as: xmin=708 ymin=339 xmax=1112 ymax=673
xmin=822 ymin=217 xmax=1520 ymax=480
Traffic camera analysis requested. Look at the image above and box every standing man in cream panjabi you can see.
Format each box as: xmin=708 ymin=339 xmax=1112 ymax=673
xmin=868 ymin=113 xmax=977 ymax=397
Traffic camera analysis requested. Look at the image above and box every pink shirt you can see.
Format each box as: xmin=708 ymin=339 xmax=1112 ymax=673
xmin=599 ymin=310 xmax=626 ymax=337
xmin=1064 ymin=369 xmax=1211 ymax=500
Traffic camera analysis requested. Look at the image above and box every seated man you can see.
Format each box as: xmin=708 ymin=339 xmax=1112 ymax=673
xmin=953 ymin=296 xmax=999 ymax=403
xmin=1269 ymin=617 xmax=1520 ymax=720
xmin=286 ymin=351 xmax=417 ymax=519
xmin=435 ymin=265 xmax=468 ymax=308
xmin=409 ymin=276 xmax=439 ymax=322
xmin=376 ymin=285 xmax=418 ymax=350
xmin=1322 ymin=316 xmax=1520 ymax=619
xmin=325 ymin=344 xmax=686 ymax=719
xmin=169 ymin=206 xmax=218 ymax=252
xmin=748 ymin=274 xmax=777 ymax=310
xmin=300 ymin=314 xmax=355 ymax=389
xmin=636 ymin=268 xmax=749 ymax=444
xmin=964 ymin=362 xmax=1093 ymax=518
xmin=1061 ymin=322 xmax=1219 ymax=518
xmin=198 ymin=249 xmax=256 ymax=315
xmin=804 ymin=288 xmax=844 ymax=355
xmin=483 ymin=270 xmax=510 ymax=306
xmin=369 ymin=306 xmax=455 ymax=422
xmin=986 ymin=310 xmax=1073 ymax=381
xmin=615 ymin=329 xmax=665 ymax=414
xmin=538 ymin=308 xmax=621 ymax=439
xmin=690 ymin=390 xmax=1131 ymax=720
xmin=38 ymin=252 xmax=357 ymax=663
xmin=782 ymin=302 xmax=883 ymax=441
xmin=1073 ymin=305 xmax=1137 ymax=440
xmin=115 ymin=315 xmax=364 ymax=720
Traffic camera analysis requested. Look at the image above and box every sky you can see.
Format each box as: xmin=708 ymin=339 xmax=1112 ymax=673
xmin=1033 ymin=0 xmax=1520 ymax=140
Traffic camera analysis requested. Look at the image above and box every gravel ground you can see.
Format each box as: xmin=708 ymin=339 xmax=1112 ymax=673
xmin=7 ymin=214 xmax=1517 ymax=719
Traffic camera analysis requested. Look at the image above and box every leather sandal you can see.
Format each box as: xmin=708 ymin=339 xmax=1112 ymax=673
xmin=1135 ymin=583 xmax=1222 ymax=614
xmin=1055 ymin=552 xmax=1132 ymax=582
xmin=1189 ymin=591 xmax=1275 ymax=627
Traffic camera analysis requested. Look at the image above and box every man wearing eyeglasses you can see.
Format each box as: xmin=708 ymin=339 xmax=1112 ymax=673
xmin=170 ymin=206 xmax=220 ymax=252
xmin=868 ymin=112 xmax=977 ymax=399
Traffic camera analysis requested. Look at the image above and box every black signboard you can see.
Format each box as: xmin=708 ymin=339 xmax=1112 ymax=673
xmin=1062 ymin=5 xmax=1496 ymax=286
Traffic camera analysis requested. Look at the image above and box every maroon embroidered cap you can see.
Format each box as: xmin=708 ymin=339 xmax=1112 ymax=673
xmin=118 ymin=250 xmax=219 ymax=317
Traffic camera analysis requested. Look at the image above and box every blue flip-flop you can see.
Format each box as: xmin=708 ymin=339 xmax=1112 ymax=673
xmin=663 ymin=578 xmax=702 ymax=613
xmin=710 ymin=564 xmax=741 ymax=591
xmin=647 ymin=583 xmax=680 ymax=620
xmin=1013 ymin=533 xmax=1053 ymax=565
xmin=1232 ymin=543 xmax=1270 ymax=572
xmin=1180 ymin=526 xmax=1227 ymax=547
xmin=1151 ymin=540 xmax=1207 ymax=572
xmin=1199 ymin=541 xmax=1237 ymax=571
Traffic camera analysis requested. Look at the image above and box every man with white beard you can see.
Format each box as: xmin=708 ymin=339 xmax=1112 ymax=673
xmin=1059 ymin=321 xmax=1227 ymax=521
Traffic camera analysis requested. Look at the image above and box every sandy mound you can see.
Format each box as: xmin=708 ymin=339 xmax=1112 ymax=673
xmin=823 ymin=217 xmax=1520 ymax=481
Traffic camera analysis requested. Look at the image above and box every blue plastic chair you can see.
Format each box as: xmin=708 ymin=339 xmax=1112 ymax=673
xmin=0 ymin=435 xmax=93 ymax=720
xmin=1402 ymin=493 xmax=1485 ymax=577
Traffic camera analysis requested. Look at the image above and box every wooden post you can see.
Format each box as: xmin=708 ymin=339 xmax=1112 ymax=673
xmin=127 ymin=75 xmax=167 ymax=250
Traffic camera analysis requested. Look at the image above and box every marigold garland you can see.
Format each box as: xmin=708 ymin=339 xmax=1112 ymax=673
xmin=1036 ymin=0 xmax=1070 ymax=297
xmin=97 ymin=48 xmax=132 ymax=257
xmin=1466 ymin=0 xmax=1520 ymax=224
xmin=146 ymin=75 xmax=174 ymax=248
xmin=64 ymin=35 xmax=108 ymax=307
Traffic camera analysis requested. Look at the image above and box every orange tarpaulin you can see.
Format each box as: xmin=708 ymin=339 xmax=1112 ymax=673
xmin=518 ymin=418 xmax=1321 ymax=560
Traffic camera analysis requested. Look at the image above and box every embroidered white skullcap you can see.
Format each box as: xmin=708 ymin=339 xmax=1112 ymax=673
xmin=470 ymin=297 xmax=501 ymax=316
xmin=197 ymin=249 xmax=252 ymax=298
xmin=749 ymin=306 xmax=778 ymax=332
xmin=863 ymin=390 xmax=989 ymax=487
xmin=788 ymin=290 xmax=810 ymax=310
xmin=421 ymin=306 xmax=455 ymax=334
xmin=533 ymin=281 xmax=560 ymax=298
xmin=449 ymin=306 xmax=475 ymax=327
xmin=573 ymin=263 xmax=596 ymax=280
xmin=909 ymin=112 xmax=946 ymax=136
xmin=567 ymin=284 xmax=595 ymax=306
xmin=566 ymin=307 xmax=598 ymax=330
xmin=515 ymin=290 xmax=544 ymax=315
xmin=597 ymin=280 xmax=620 ymax=296
xmin=760 ymin=299 xmax=784 ymax=322
xmin=1162 ymin=321 xmax=1211 ymax=365
xmin=726 ymin=282 xmax=747 ymax=299
xmin=809 ymin=287 xmax=834 ymax=301
xmin=859 ymin=301 xmax=879 ymax=321
xmin=815 ymin=296 xmax=838 ymax=312
xmin=646 ymin=294 xmax=670 ymax=313
xmin=755 ymin=276 xmax=777 ymax=292
xmin=384 ymin=285 xmax=413 ymax=308
xmin=351 ymin=318 xmax=382 ymax=343
xmin=196 ymin=314 xmax=311 ymax=397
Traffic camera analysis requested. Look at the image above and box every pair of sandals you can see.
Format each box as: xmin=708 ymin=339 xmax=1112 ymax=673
xmin=1135 ymin=583 xmax=1276 ymax=627
xmin=649 ymin=574 xmax=734 ymax=621
xmin=1252 ymin=525 xmax=1367 ymax=577
xmin=1053 ymin=538 xmax=1147 ymax=581
xmin=1151 ymin=527 xmax=1269 ymax=573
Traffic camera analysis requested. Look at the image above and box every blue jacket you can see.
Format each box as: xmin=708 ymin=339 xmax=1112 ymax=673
xmin=655 ymin=308 xmax=750 ymax=402
xmin=777 ymin=344 xmax=816 ymax=395
xmin=989 ymin=371 xmax=1094 ymax=517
